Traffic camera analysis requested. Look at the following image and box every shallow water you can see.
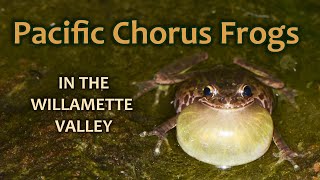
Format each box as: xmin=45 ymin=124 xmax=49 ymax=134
xmin=0 ymin=0 xmax=319 ymax=179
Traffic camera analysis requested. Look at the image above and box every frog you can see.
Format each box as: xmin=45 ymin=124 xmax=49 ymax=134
xmin=133 ymin=52 xmax=303 ymax=170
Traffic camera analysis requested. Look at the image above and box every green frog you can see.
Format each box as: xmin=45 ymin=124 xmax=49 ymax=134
xmin=133 ymin=52 xmax=303 ymax=170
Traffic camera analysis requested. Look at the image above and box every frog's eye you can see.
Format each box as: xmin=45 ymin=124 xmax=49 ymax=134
xmin=203 ymin=86 xmax=216 ymax=96
xmin=242 ymin=85 xmax=252 ymax=97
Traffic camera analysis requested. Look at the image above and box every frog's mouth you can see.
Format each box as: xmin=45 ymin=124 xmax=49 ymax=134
xmin=198 ymin=97 xmax=255 ymax=110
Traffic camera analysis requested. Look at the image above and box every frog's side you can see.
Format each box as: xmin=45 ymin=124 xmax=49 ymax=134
xmin=134 ymin=53 xmax=303 ymax=170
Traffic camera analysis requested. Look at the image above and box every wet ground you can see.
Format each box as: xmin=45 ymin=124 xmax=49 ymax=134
xmin=0 ymin=0 xmax=319 ymax=179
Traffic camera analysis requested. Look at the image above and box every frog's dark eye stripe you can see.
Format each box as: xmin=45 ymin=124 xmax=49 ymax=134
xmin=203 ymin=86 xmax=214 ymax=96
xmin=242 ymin=85 xmax=252 ymax=97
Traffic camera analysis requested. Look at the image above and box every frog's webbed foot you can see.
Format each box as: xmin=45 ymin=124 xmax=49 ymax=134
xmin=131 ymin=79 xmax=170 ymax=105
xmin=132 ymin=80 xmax=176 ymax=105
xmin=273 ymin=130 xmax=304 ymax=171
xmin=140 ymin=116 xmax=177 ymax=155
xmin=273 ymin=149 xmax=305 ymax=171
xmin=153 ymin=85 xmax=170 ymax=106
xmin=132 ymin=80 xmax=158 ymax=100
xmin=275 ymin=87 xmax=300 ymax=110
xmin=140 ymin=130 xmax=171 ymax=155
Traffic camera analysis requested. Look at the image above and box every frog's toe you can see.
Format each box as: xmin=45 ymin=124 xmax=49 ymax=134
xmin=153 ymin=138 xmax=163 ymax=156
xmin=153 ymin=136 xmax=171 ymax=156
xmin=153 ymin=89 xmax=161 ymax=106
xmin=152 ymin=85 xmax=170 ymax=106
xmin=139 ymin=130 xmax=164 ymax=138
xmin=140 ymin=130 xmax=171 ymax=156
xmin=273 ymin=150 xmax=304 ymax=171
xmin=278 ymin=87 xmax=300 ymax=110
xmin=132 ymin=80 xmax=158 ymax=100
xmin=139 ymin=131 xmax=149 ymax=137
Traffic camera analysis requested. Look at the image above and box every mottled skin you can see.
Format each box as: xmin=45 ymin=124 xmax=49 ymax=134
xmin=134 ymin=53 xmax=303 ymax=170
xmin=173 ymin=66 xmax=273 ymax=113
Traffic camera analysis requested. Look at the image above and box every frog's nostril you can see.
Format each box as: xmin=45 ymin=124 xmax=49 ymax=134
xmin=219 ymin=97 xmax=226 ymax=103
xmin=225 ymin=97 xmax=232 ymax=103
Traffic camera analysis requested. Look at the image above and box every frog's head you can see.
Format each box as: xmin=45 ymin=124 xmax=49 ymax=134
xmin=198 ymin=82 xmax=257 ymax=109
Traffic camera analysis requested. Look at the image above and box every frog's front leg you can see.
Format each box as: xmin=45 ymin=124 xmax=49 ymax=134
xmin=140 ymin=116 xmax=177 ymax=155
xmin=273 ymin=129 xmax=304 ymax=170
